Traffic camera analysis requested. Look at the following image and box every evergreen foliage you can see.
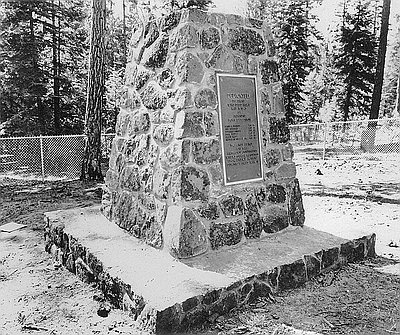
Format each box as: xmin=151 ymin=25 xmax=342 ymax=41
xmin=333 ymin=0 xmax=378 ymax=121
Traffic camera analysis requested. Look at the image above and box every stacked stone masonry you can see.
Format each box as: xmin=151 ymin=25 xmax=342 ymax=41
xmin=44 ymin=216 xmax=376 ymax=333
xmin=102 ymin=8 xmax=305 ymax=258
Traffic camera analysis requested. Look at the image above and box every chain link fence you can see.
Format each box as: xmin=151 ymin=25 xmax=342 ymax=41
xmin=0 ymin=134 xmax=115 ymax=181
xmin=289 ymin=118 xmax=400 ymax=160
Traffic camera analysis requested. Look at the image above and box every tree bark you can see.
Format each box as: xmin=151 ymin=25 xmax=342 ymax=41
xmin=370 ymin=0 xmax=391 ymax=120
xmin=364 ymin=0 xmax=391 ymax=151
xmin=81 ymin=0 xmax=106 ymax=181
xmin=52 ymin=0 xmax=61 ymax=134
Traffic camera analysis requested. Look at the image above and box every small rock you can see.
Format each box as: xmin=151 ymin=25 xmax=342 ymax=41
xmin=97 ymin=303 xmax=111 ymax=318
xmin=315 ymin=168 xmax=323 ymax=175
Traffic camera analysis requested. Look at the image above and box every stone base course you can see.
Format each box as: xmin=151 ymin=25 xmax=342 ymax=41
xmin=44 ymin=206 xmax=376 ymax=333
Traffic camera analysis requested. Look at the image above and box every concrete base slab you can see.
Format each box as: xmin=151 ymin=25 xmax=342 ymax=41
xmin=44 ymin=206 xmax=376 ymax=333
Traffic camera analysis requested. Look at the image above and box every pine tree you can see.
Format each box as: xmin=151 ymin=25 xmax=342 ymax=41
xmin=247 ymin=0 xmax=321 ymax=124
xmin=333 ymin=0 xmax=378 ymax=121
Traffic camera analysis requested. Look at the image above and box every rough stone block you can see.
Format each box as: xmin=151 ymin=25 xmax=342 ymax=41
xmin=204 ymin=110 xmax=219 ymax=136
xmin=119 ymin=165 xmax=141 ymax=191
xmin=264 ymin=148 xmax=281 ymax=168
xmin=197 ymin=201 xmax=220 ymax=220
xmin=321 ymin=247 xmax=340 ymax=270
xmin=178 ymin=208 xmax=208 ymax=258
xmin=255 ymin=184 xmax=286 ymax=205
xmin=192 ymin=139 xmax=221 ymax=164
xmin=219 ymin=195 xmax=244 ymax=217
xmin=269 ymin=117 xmax=290 ymax=143
xmin=205 ymin=45 xmax=234 ymax=71
xmin=142 ymin=34 xmax=169 ymax=69
xmin=141 ymin=82 xmax=167 ymax=110
xmin=200 ymin=27 xmax=220 ymax=49
xmin=134 ymin=67 xmax=153 ymax=91
xmin=288 ymin=179 xmax=305 ymax=227
xmin=176 ymin=52 xmax=204 ymax=84
xmin=153 ymin=123 xmax=174 ymax=146
xmin=227 ymin=27 xmax=265 ymax=56
xmin=180 ymin=8 xmax=208 ymax=24
xmin=172 ymin=166 xmax=210 ymax=202
xmin=160 ymin=11 xmax=181 ymax=32
xmin=304 ymin=254 xmax=321 ymax=280
xmin=194 ymin=88 xmax=217 ymax=109
xmin=170 ymin=24 xmax=199 ymax=52
xmin=259 ymin=59 xmax=279 ymax=85
xmin=278 ymin=259 xmax=306 ymax=291
xmin=127 ymin=109 xmax=151 ymax=136
xmin=262 ymin=205 xmax=289 ymax=233
xmin=175 ymin=110 xmax=205 ymax=139
xmin=244 ymin=194 xmax=263 ymax=238
xmin=159 ymin=141 xmax=186 ymax=169
xmin=274 ymin=162 xmax=296 ymax=183
xmin=210 ymin=220 xmax=243 ymax=250
xmin=157 ymin=68 xmax=175 ymax=88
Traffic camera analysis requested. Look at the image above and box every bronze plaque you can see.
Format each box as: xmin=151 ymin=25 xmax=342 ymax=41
xmin=217 ymin=73 xmax=263 ymax=185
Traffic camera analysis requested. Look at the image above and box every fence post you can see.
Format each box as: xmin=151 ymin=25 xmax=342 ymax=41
xmin=322 ymin=122 xmax=328 ymax=161
xmin=39 ymin=135 xmax=45 ymax=182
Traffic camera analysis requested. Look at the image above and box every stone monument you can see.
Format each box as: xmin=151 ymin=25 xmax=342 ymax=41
xmin=101 ymin=8 xmax=305 ymax=259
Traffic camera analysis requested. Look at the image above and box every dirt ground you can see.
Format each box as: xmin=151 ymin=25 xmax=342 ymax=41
xmin=1 ymin=155 xmax=400 ymax=335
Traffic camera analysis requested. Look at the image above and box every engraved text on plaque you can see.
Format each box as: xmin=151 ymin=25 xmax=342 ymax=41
xmin=217 ymin=74 xmax=263 ymax=185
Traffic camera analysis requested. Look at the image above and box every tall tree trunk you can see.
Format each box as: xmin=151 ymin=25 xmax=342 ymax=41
xmin=52 ymin=0 xmax=61 ymax=134
xmin=396 ymin=74 xmax=400 ymax=114
xmin=364 ymin=0 xmax=391 ymax=151
xmin=370 ymin=0 xmax=391 ymax=120
xmin=81 ymin=0 xmax=106 ymax=181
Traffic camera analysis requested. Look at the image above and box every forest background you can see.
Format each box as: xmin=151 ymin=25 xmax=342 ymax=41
xmin=0 ymin=0 xmax=399 ymax=138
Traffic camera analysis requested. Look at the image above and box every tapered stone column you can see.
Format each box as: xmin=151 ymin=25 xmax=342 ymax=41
xmin=102 ymin=8 xmax=305 ymax=259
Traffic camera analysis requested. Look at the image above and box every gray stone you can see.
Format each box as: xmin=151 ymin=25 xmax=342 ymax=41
xmin=139 ymin=166 xmax=154 ymax=192
xmin=194 ymin=88 xmax=217 ymax=109
xmin=178 ymin=208 xmax=208 ymax=258
xmin=267 ymin=39 xmax=276 ymax=57
xmin=115 ymin=112 xmax=130 ymax=137
xmin=113 ymin=191 xmax=138 ymax=232
xmin=274 ymin=162 xmax=296 ymax=183
xmin=210 ymin=220 xmax=243 ymax=250
xmin=208 ymin=13 xmax=226 ymax=26
xmin=278 ymin=259 xmax=307 ymax=290
xmin=170 ymin=24 xmax=199 ymax=52
xmin=175 ymin=110 xmax=205 ymax=139
xmin=119 ymin=165 xmax=141 ymax=191
xmin=157 ymin=68 xmax=175 ymax=88
xmin=160 ymin=142 xmax=186 ymax=169
xmin=206 ymin=45 xmax=234 ymax=72
xmin=141 ymin=82 xmax=167 ymax=110
xmin=200 ymin=27 xmax=220 ymax=49
xmin=255 ymin=184 xmax=286 ymax=205
xmin=120 ymin=88 xmax=141 ymax=111
xmin=127 ymin=109 xmax=151 ymax=136
xmin=105 ymin=170 xmax=119 ymax=192
xmin=269 ymin=117 xmax=290 ymax=143
xmin=304 ymin=254 xmax=321 ymax=280
xmin=288 ymin=179 xmax=305 ymax=227
xmin=153 ymin=124 xmax=174 ymax=146
xmin=153 ymin=169 xmax=171 ymax=200
xmin=262 ymin=205 xmax=289 ymax=233
xmin=173 ymin=166 xmax=210 ymax=202
xmin=142 ymin=34 xmax=169 ymax=69
xmin=219 ymin=195 xmax=244 ymax=217
xmin=138 ymin=192 xmax=156 ymax=210
xmin=321 ymin=247 xmax=340 ymax=269
xmin=260 ymin=60 xmax=279 ymax=85
xmin=141 ymin=219 xmax=163 ymax=249
xmin=282 ymin=143 xmax=294 ymax=161
xmin=197 ymin=201 xmax=220 ymax=220
xmin=176 ymin=52 xmax=204 ymax=84
xmin=227 ymin=27 xmax=265 ymax=56
xmin=204 ymin=111 xmax=219 ymax=136
xmin=192 ymin=139 xmax=221 ymax=164
xmin=263 ymin=148 xmax=281 ymax=168
xmin=180 ymin=8 xmax=208 ymax=24
xmin=134 ymin=68 xmax=152 ymax=91
xmin=233 ymin=53 xmax=247 ymax=73
xmin=226 ymin=13 xmax=243 ymax=25
xmin=244 ymin=194 xmax=263 ymax=238
xmin=143 ymin=19 xmax=159 ymax=49
xmin=171 ymin=87 xmax=193 ymax=110
xmin=160 ymin=11 xmax=181 ymax=32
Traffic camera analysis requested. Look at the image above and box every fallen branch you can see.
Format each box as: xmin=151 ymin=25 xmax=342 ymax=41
xmin=22 ymin=324 xmax=49 ymax=331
